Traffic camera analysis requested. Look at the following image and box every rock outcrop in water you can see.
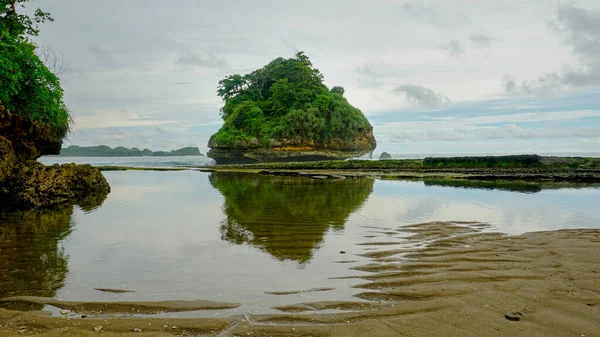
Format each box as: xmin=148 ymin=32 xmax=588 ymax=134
xmin=208 ymin=133 xmax=377 ymax=164
xmin=379 ymin=152 xmax=392 ymax=159
xmin=0 ymin=104 xmax=110 ymax=210
xmin=207 ymin=53 xmax=377 ymax=164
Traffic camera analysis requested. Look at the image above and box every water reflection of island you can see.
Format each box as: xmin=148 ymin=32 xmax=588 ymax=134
xmin=0 ymin=193 xmax=108 ymax=307
xmin=209 ymin=172 xmax=373 ymax=264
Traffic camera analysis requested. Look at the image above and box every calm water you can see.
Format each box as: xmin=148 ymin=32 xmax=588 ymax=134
xmin=38 ymin=155 xmax=216 ymax=168
xmin=1 ymin=171 xmax=600 ymax=317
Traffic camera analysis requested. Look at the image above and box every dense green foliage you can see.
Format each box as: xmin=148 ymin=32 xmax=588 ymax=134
xmin=0 ymin=0 xmax=70 ymax=138
xmin=423 ymin=155 xmax=543 ymax=168
xmin=209 ymin=53 xmax=373 ymax=147
xmin=59 ymin=145 xmax=203 ymax=157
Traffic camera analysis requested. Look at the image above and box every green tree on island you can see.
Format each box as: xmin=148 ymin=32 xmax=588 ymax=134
xmin=209 ymin=52 xmax=375 ymax=148
xmin=0 ymin=0 xmax=71 ymax=138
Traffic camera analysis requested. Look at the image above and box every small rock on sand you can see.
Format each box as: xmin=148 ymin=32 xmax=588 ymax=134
xmin=505 ymin=310 xmax=524 ymax=321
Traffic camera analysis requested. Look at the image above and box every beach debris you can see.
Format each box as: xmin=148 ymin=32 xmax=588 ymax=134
xmin=133 ymin=328 xmax=142 ymax=332
xmin=60 ymin=309 xmax=70 ymax=315
xmin=93 ymin=326 xmax=103 ymax=332
xmin=340 ymin=251 xmax=346 ymax=254
xmin=94 ymin=288 xmax=135 ymax=293
xmin=505 ymin=310 xmax=524 ymax=321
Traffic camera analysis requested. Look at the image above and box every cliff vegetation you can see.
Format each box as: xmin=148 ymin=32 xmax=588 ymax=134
xmin=0 ymin=0 xmax=70 ymax=139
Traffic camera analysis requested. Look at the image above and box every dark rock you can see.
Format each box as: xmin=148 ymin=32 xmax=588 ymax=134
xmin=0 ymin=104 xmax=110 ymax=210
xmin=379 ymin=152 xmax=392 ymax=159
xmin=208 ymin=131 xmax=377 ymax=165
xmin=504 ymin=310 xmax=524 ymax=321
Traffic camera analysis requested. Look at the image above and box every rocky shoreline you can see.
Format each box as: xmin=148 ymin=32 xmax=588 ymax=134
xmin=0 ymin=104 xmax=110 ymax=210
xmin=208 ymin=132 xmax=377 ymax=164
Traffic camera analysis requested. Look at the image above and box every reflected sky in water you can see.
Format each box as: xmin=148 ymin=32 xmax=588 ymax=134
xmin=1 ymin=171 xmax=599 ymax=316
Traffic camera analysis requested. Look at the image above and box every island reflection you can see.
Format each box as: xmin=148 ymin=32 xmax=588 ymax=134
xmin=0 ymin=193 xmax=108 ymax=310
xmin=209 ymin=172 xmax=373 ymax=264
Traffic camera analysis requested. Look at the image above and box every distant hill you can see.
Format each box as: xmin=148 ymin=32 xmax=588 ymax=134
xmin=58 ymin=145 xmax=203 ymax=157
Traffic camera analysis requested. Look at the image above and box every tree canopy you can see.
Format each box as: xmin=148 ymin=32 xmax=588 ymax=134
xmin=0 ymin=0 xmax=70 ymax=138
xmin=209 ymin=53 xmax=373 ymax=147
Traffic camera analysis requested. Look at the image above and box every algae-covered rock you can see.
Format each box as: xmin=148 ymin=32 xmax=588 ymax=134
xmin=208 ymin=53 xmax=377 ymax=164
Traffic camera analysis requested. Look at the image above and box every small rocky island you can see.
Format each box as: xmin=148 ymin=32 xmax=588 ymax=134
xmin=208 ymin=52 xmax=377 ymax=164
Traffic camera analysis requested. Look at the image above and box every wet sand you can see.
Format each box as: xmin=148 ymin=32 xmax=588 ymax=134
xmin=1 ymin=222 xmax=599 ymax=336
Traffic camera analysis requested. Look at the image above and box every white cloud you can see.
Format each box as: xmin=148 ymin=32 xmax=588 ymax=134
xmin=393 ymin=84 xmax=450 ymax=109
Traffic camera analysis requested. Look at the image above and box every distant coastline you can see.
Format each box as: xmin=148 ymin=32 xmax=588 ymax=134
xmin=56 ymin=145 xmax=204 ymax=157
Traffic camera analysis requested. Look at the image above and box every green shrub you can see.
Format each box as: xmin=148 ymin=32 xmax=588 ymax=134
xmin=0 ymin=2 xmax=70 ymax=138
xmin=210 ymin=52 xmax=372 ymax=147
xmin=423 ymin=155 xmax=543 ymax=168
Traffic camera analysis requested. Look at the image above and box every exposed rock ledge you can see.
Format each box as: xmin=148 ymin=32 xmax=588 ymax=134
xmin=0 ymin=104 xmax=110 ymax=210
xmin=208 ymin=132 xmax=377 ymax=165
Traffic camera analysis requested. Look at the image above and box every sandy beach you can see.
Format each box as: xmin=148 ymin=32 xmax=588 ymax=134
xmin=1 ymin=221 xmax=598 ymax=336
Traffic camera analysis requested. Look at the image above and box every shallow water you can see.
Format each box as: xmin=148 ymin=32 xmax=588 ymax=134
xmin=1 ymin=171 xmax=600 ymax=317
xmin=38 ymin=155 xmax=216 ymax=168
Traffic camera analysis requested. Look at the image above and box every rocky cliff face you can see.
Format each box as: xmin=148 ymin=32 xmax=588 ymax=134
xmin=0 ymin=104 xmax=110 ymax=210
xmin=208 ymin=130 xmax=377 ymax=164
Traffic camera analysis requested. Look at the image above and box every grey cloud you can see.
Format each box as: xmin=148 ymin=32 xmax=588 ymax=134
xmin=440 ymin=40 xmax=465 ymax=58
xmin=476 ymin=124 xmax=600 ymax=140
xmin=505 ymin=4 xmax=600 ymax=95
xmin=554 ymin=4 xmax=600 ymax=86
xmin=88 ymin=46 xmax=116 ymax=67
xmin=384 ymin=124 xmax=600 ymax=143
xmin=175 ymin=52 xmax=227 ymax=69
xmin=355 ymin=59 xmax=401 ymax=88
xmin=357 ymin=78 xmax=385 ymax=89
xmin=503 ymin=76 xmax=517 ymax=93
xmin=393 ymin=84 xmax=450 ymax=109
xmin=470 ymin=32 xmax=493 ymax=47
xmin=355 ymin=59 xmax=399 ymax=77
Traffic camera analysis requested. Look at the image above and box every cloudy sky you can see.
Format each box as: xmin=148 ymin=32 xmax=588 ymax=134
xmin=31 ymin=0 xmax=600 ymax=155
